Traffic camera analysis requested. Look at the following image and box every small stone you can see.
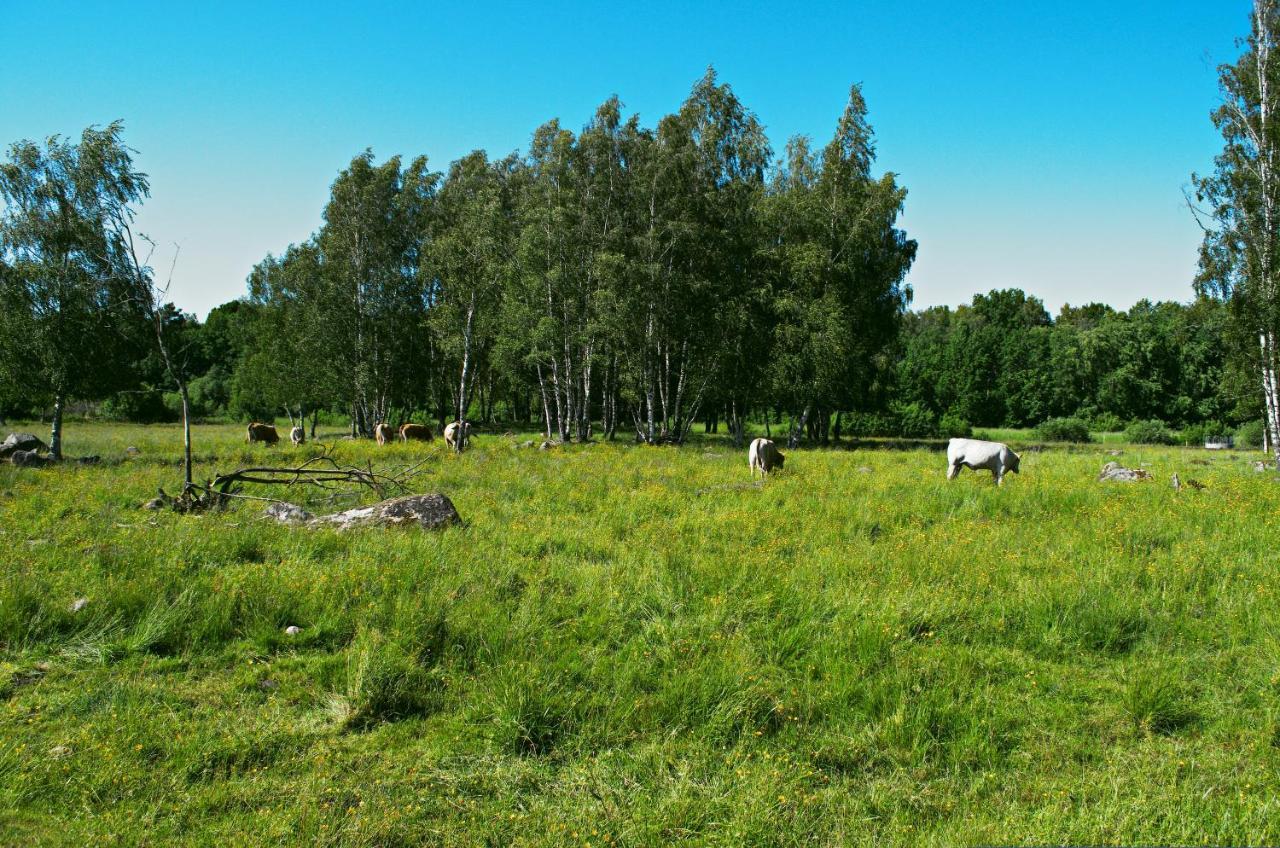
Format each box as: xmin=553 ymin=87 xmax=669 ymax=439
xmin=1254 ymin=460 xmax=1270 ymax=472
xmin=48 ymin=745 xmax=71 ymax=760
xmin=857 ymin=466 xmax=873 ymax=474
xmin=69 ymin=598 xmax=88 ymax=613
xmin=258 ymin=678 xmax=279 ymax=691
xmin=263 ymin=502 xmax=313 ymax=524
xmin=539 ymin=440 xmax=556 ymax=451
xmin=284 ymin=625 xmax=301 ymax=636
xmin=518 ymin=440 xmax=535 ymax=449
xmin=142 ymin=497 xmax=166 ymax=511
xmin=125 ymin=446 xmax=140 ymax=456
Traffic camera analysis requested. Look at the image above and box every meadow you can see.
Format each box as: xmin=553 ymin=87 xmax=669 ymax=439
xmin=2 ymin=421 xmax=1280 ymax=846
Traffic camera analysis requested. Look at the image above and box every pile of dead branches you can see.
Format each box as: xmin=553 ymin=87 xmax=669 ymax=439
xmin=153 ymin=447 xmax=433 ymax=513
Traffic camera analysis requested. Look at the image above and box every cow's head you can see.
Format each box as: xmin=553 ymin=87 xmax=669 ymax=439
xmin=1008 ymin=450 xmax=1021 ymax=474
xmin=774 ymin=450 xmax=786 ymax=470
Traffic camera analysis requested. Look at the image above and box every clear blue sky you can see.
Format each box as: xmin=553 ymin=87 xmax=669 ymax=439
xmin=0 ymin=0 xmax=1250 ymax=318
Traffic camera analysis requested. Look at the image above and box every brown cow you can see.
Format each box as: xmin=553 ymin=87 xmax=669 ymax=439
xmin=374 ymin=422 xmax=393 ymax=446
xmin=399 ymin=423 xmax=433 ymax=442
xmin=748 ymin=437 xmax=785 ymax=478
xmin=247 ymin=422 xmax=280 ymax=445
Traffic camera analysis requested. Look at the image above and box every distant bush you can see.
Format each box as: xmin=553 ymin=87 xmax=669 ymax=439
xmin=938 ymin=411 xmax=972 ymax=439
xmin=1179 ymin=421 xmax=1230 ymax=447
xmin=102 ymin=390 xmax=174 ymax=423
xmin=1087 ymin=412 xmax=1124 ymax=433
xmin=1236 ymin=419 xmax=1266 ymax=449
xmin=892 ymin=402 xmax=938 ymax=439
xmin=1033 ymin=417 xmax=1092 ymax=443
xmin=1124 ymin=419 xmax=1177 ymax=445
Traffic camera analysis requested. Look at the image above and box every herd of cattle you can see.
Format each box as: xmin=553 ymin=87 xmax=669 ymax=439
xmin=247 ymin=421 xmax=1020 ymax=486
xmin=246 ymin=421 xmax=473 ymax=450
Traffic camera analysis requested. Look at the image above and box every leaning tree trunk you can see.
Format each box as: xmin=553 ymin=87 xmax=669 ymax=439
xmin=788 ymin=404 xmax=812 ymax=450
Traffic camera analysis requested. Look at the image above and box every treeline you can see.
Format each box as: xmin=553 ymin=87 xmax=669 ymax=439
xmin=8 ymin=286 xmax=1249 ymax=442
xmin=893 ymin=289 xmax=1254 ymax=435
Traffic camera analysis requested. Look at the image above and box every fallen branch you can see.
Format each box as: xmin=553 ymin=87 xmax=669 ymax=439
xmin=153 ymin=445 xmax=435 ymax=513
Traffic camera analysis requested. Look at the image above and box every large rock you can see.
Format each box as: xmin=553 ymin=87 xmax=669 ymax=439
xmin=1098 ymin=461 xmax=1151 ymax=482
xmin=0 ymin=433 xmax=47 ymax=459
xmin=265 ymin=494 xmax=461 ymax=531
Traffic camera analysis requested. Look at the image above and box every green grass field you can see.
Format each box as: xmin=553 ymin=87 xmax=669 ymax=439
xmin=2 ymin=422 xmax=1279 ymax=846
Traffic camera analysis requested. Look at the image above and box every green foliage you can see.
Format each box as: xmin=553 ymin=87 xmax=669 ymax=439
xmin=891 ymin=401 xmax=938 ymax=438
xmin=1236 ymin=419 xmax=1266 ymax=449
xmin=938 ymin=411 xmax=972 ymax=438
xmin=1124 ymin=419 xmax=1178 ymax=445
xmin=1179 ymin=421 xmax=1231 ymax=447
xmin=1086 ymin=411 xmax=1124 ymax=432
xmin=1033 ymin=417 xmax=1092 ymax=443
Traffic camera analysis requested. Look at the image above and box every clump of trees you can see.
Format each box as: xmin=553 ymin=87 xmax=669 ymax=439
xmin=229 ymin=71 xmax=917 ymax=447
xmin=895 ymin=290 xmax=1249 ymax=432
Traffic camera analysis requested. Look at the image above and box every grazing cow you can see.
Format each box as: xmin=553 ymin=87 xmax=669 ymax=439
xmin=443 ymin=421 xmax=471 ymax=450
xmin=399 ymin=423 xmax=433 ymax=442
xmin=374 ymin=422 xmax=393 ymax=446
xmin=246 ymin=422 xmax=280 ymax=445
xmin=290 ymin=426 xmax=305 ymax=446
xmin=946 ymin=438 xmax=1020 ymax=485
xmin=748 ymin=437 xmax=786 ymax=478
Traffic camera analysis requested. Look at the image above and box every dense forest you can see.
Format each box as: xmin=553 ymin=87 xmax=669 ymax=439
xmin=0 ymin=70 xmax=1262 ymax=448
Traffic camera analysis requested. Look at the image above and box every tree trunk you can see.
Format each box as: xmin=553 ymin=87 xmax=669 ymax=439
xmin=536 ymin=363 xmax=553 ymax=440
xmin=455 ymin=293 xmax=476 ymax=453
xmin=788 ymin=404 xmax=812 ymax=450
xmin=49 ymin=393 xmax=64 ymax=461
xmin=1262 ymin=331 xmax=1280 ymax=468
xmin=179 ymin=381 xmax=193 ymax=489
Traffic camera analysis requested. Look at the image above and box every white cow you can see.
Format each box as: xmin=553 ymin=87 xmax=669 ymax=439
xmin=444 ymin=421 xmax=472 ymax=451
xmin=748 ymin=437 xmax=786 ymax=478
xmin=290 ymin=426 xmax=305 ymax=446
xmin=946 ymin=438 xmax=1020 ymax=485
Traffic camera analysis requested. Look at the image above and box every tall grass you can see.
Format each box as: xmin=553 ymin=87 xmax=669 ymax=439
xmin=1 ymin=422 xmax=1278 ymax=845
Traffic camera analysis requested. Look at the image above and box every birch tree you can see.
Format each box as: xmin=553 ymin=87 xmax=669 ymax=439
xmin=1194 ymin=0 xmax=1280 ymax=465
xmin=0 ymin=123 xmax=146 ymax=459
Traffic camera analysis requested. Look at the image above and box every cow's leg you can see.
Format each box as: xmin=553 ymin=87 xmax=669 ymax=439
xmin=993 ymin=463 xmax=1004 ymax=485
xmin=947 ymin=461 xmax=960 ymax=480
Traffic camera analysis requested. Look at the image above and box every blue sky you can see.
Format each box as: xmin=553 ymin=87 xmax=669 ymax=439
xmin=0 ymin=1 xmax=1250 ymax=318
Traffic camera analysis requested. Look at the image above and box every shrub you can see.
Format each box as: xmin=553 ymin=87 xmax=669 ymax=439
xmin=1087 ymin=412 xmax=1124 ymax=433
xmin=1179 ymin=421 xmax=1230 ymax=447
xmin=1124 ymin=419 xmax=1177 ymax=445
xmin=938 ymin=411 xmax=972 ymax=439
xmin=1033 ymin=417 xmax=1092 ymax=443
xmin=1236 ymin=419 xmax=1266 ymax=449
xmin=844 ymin=411 xmax=897 ymax=438
xmin=892 ymin=402 xmax=938 ymax=439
